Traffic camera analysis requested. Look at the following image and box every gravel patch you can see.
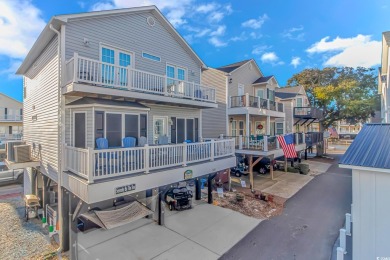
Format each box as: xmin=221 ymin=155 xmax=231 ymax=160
xmin=211 ymin=191 xmax=284 ymax=219
xmin=0 ymin=195 xmax=57 ymax=260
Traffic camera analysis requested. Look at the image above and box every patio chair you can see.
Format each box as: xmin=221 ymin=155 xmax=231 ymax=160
xmin=138 ymin=136 xmax=147 ymax=147
xmin=96 ymin=138 xmax=108 ymax=149
xmin=123 ymin=137 xmax=136 ymax=148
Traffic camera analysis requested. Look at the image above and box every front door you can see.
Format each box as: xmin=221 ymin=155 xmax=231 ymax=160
xmin=154 ymin=116 xmax=167 ymax=144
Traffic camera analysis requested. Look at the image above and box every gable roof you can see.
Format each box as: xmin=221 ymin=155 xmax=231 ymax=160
xmin=66 ymin=97 xmax=149 ymax=109
xmin=215 ymin=60 xmax=252 ymax=73
xmin=253 ymin=75 xmax=274 ymax=84
xmin=276 ymin=86 xmax=304 ymax=94
xmin=17 ymin=5 xmax=206 ymax=75
xmin=0 ymin=93 xmax=22 ymax=105
xmin=339 ymin=124 xmax=390 ymax=170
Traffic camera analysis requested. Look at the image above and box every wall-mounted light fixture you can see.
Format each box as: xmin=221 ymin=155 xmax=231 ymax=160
xmin=83 ymin=38 xmax=90 ymax=47
xmin=229 ymin=78 xmax=233 ymax=84
xmin=229 ymin=117 xmax=234 ymax=123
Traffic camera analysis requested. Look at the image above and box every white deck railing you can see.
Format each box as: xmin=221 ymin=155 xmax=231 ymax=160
xmin=229 ymin=93 xmax=284 ymax=112
xmin=234 ymin=133 xmax=305 ymax=152
xmin=0 ymin=115 xmax=23 ymax=121
xmin=64 ymin=139 xmax=235 ymax=183
xmin=65 ymin=53 xmax=216 ymax=103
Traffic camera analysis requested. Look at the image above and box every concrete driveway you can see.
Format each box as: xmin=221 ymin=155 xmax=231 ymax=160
xmin=77 ymin=203 xmax=261 ymax=260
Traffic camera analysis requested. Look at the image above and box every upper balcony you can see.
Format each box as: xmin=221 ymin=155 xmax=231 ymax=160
xmin=63 ymin=53 xmax=217 ymax=108
xmin=293 ymin=107 xmax=324 ymax=120
xmin=228 ymin=94 xmax=285 ymax=118
xmin=0 ymin=115 xmax=23 ymax=122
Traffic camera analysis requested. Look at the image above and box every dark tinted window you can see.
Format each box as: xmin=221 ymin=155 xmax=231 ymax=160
xmin=106 ymin=113 xmax=122 ymax=147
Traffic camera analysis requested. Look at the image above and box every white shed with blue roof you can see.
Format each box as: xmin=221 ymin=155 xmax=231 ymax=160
xmin=339 ymin=123 xmax=390 ymax=259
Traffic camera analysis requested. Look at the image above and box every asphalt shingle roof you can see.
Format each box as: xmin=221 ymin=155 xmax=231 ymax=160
xmin=275 ymin=92 xmax=298 ymax=99
xmin=275 ymin=86 xmax=303 ymax=94
xmin=215 ymin=60 xmax=251 ymax=73
xmin=339 ymin=124 xmax=390 ymax=170
xmin=253 ymin=75 xmax=273 ymax=84
xmin=67 ymin=97 xmax=149 ymax=109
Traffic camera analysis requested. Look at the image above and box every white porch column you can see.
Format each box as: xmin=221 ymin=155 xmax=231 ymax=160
xmin=266 ymin=116 xmax=270 ymax=135
xmin=246 ymin=112 xmax=250 ymax=137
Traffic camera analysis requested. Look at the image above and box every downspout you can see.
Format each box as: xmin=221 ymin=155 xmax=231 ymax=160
xmin=49 ymin=23 xmax=63 ymax=254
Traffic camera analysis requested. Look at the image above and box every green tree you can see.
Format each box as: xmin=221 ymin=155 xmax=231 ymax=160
xmin=287 ymin=67 xmax=379 ymax=128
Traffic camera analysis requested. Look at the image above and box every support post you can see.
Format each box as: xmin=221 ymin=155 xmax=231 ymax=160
xmin=339 ymin=228 xmax=347 ymax=254
xmin=42 ymin=175 xmax=49 ymax=226
xmin=284 ymin=156 xmax=288 ymax=172
xmin=239 ymin=135 xmax=243 ymax=149
xmin=61 ymin=188 xmax=70 ymax=252
xmin=246 ymin=112 xmax=250 ymax=140
xmin=346 ymin=213 xmax=352 ymax=236
xmin=336 ymin=247 xmax=344 ymax=260
xmin=195 ymin=178 xmax=201 ymax=200
xmin=228 ymin=168 xmax=232 ymax=192
xmin=263 ymin=135 xmax=268 ymax=152
xmin=182 ymin=142 xmax=187 ymax=166
xmin=158 ymin=187 xmax=164 ymax=226
xmin=266 ymin=116 xmax=270 ymax=135
xmin=249 ymin=155 xmax=254 ymax=192
xmin=210 ymin=139 xmax=215 ymax=161
xmin=305 ymin=148 xmax=308 ymax=160
xmin=207 ymin=175 xmax=213 ymax=204
xmin=269 ymin=155 xmax=274 ymax=180
xmin=144 ymin=144 xmax=150 ymax=173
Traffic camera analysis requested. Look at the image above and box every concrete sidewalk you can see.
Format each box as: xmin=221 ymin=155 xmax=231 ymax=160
xmin=77 ymin=203 xmax=261 ymax=260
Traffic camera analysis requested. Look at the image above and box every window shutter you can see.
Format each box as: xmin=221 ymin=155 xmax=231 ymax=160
xmin=195 ymin=118 xmax=199 ymax=142
xmin=171 ymin=117 xmax=176 ymax=143
xmin=267 ymin=89 xmax=269 ymax=99
xmin=140 ymin=114 xmax=147 ymax=138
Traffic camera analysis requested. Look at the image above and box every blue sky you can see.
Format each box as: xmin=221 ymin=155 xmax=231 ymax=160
xmin=1 ymin=0 xmax=389 ymax=101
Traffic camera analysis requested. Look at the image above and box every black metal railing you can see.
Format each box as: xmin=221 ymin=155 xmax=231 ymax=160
xmin=305 ymin=132 xmax=324 ymax=147
xmin=294 ymin=107 xmax=324 ymax=119
xmin=230 ymin=96 xmax=245 ymax=107
xmin=269 ymin=101 xmax=276 ymax=111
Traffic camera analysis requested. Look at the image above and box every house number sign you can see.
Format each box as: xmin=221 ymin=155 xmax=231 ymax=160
xmin=115 ymin=184 xmax=136 ymax=195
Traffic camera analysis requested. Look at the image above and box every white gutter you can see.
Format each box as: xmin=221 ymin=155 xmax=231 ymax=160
xmin=49 ymin=24 xmax=63 ymax=255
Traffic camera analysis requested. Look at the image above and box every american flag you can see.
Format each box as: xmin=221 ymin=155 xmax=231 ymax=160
xmin=277 ymin=133 xmax=297 ymax=158
xmin=328 ymin=127 xmax=338 ymax=138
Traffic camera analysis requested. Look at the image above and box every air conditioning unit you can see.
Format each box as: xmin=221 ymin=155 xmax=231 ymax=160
xmin=6 ymin=141 xmax=24 ymax=161
xmin=14 ymin=145 xmax=31 ymax=163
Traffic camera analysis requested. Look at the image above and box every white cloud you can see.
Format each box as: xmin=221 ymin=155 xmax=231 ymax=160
xmin=250 ymin=32 xmax=262 ymax=39
xmin=209 ymin=37 xmax=227 ymax=47
xmin=282 ymin=26 xmax=305 ymax=41
xmin=208 ymin=12 xmax=224 ymax=23
xmin=0 ymin=60 xmax=22 ymax=79
xmin=307 ymin=34 xmax=381 ymax=67
xmin=210 ymin=25 xmax=226 ymax=37
xmin=196 ymin=3 xmax=217 ymax=13
xmin=91 ymin=0 xmax=193 ymax=27
xmin=260 ymin=52 xmax=284 ymax=65
xmin=241 ymin=14 xmax=268 ymax=29
xmin=290 ymin=57 xmax=301 ymax=68
xmin=0 ymin=0 xmax=46 ymax=59
xmin=252 ymin=45 xmax=271 ymax=55
xmin=230 ymin=32 xmax=247 ymax=42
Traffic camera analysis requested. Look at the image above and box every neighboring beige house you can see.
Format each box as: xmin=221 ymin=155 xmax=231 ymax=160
xmin=0 ymin=93 xmax=23 ymax=140
xmin=340 ymin=124 xmax=390 ymax=259
xmin=6 ymin=6 xmax=235 ymax=255
xmin=379 ymin=31 xmax=390 ymax=122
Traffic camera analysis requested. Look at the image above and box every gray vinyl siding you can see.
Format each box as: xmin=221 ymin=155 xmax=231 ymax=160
xmin=145 ymin=104 xmax=201 ymax=144
xmin=65 ymin=11 xmax=200 ymax=84
xmin=228 ymin=60 xmax=262 ymax=96
xmin=23 ymin=37 xmax=59 ymax=182
xmin=201 ymin=69 xmax=227 ymax=138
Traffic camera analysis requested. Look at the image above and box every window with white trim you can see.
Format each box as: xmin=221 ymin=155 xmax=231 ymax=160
xmin=142 ymin=52 xmax=161 ymax=62
xmin=276 ymin=122 xmax=284 ymax=135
